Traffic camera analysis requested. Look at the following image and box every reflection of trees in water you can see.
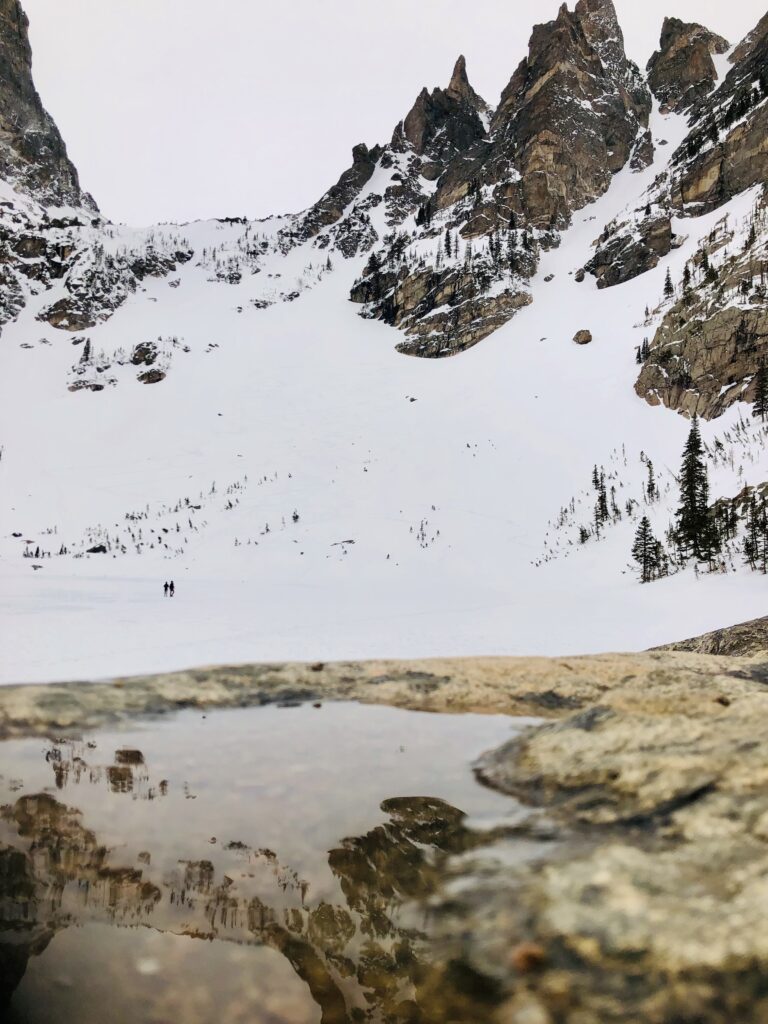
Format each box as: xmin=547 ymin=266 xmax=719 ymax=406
xmin=0 ymin=747 xmax=506 ymax=1022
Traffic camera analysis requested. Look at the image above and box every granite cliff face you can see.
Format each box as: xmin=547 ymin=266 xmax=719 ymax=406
xmin=0 ymin=0 xmax=94 ymax=210
xmin=647 ymin=17 xmax=729 ymax=115
xmin=344 ymin=0 xmax=652 ymax=355
xmin=588 ymin=9 xmax=768 ymax=292
xmin=0 ymin=0 xmax=766 ymax=430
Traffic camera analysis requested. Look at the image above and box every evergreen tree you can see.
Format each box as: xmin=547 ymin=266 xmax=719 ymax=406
xmin=743 ymin=492 xmax=768 ymax=572
xmin=664 ymin=268 xmax=674 ymax=298
xmin=753 ymin=362 xmax=768 ymax=422
xmin=675 ymin=416 xmax=719 ymax=562
xmin=682 ymin=264 xmax=692 ymax=291
xmin=646 ymin=459 xmax=658 ymax=503
xmin=594 ymin=472 xmax=609 ymax=536
xmin=632 ymin=516 xmax=661 ymax=583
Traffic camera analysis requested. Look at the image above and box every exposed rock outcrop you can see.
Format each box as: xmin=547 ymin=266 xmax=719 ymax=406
xmin=293 ymin=143 xmax=383 ymax=243
xmin=392 ymin=54 xmax=490 ymax=181
xmin=0 ymin=0 xmax=95 ymax=210
xmin=6 ymin=629 xmax=768 ymax=1021
xmin=647 ymin=17 xmax=730 ymax=114
xmin=653 ymin=613 xmax=768 ymax=656
xmin=349 ymin=0 xmax=652 ymax=356
xmin=587 ymin=9 xmax=768 ymax=290
xmin=635 ymin=190 xmax=768 ymax=419
xmin=585 ymin=210 xmax=674 ymax=287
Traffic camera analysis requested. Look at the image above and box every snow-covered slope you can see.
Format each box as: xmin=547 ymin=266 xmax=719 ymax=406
xmin=2 ymin=3 xmax=768 ymax=685
xmin=1 ymin=97 xmax=767 ymax=684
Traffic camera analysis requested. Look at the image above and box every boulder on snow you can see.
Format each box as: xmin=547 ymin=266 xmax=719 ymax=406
xmin=573 ymin=329 xmax=593 ymax=345
xmin=137 ymin=369 xmax=166 ymax=384
xmin=130 ymin=342 xmax=158 ymax=366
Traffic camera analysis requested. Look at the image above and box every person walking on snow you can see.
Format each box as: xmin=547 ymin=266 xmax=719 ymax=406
xmin=169 ymin=581 xmax=175 ymax=597
xmin=163 ymin=581 xmax=169 ymax=597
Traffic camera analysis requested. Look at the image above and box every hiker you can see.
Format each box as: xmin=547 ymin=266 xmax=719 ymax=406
xmin=169 ymin=581 xmax=175 ymax=597
xmin=163 ymin=581 xmax=169 ymax=597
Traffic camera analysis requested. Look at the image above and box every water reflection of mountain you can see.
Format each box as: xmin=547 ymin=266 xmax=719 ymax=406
xmin=0 ymin=743 xmax=507 ymax=1022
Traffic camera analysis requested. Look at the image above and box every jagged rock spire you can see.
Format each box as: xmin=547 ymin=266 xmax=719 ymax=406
xmin=647 ymin=16 xmax=730 ymax=113
xmin=393 ymin=56 xmax=489 ymax=177
xmin=446 ymin=55 xmax=490 ymax=116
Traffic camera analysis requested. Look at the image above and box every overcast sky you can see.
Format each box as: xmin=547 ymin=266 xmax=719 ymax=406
xmin=22 ymin=0 xmax=765 ymax=226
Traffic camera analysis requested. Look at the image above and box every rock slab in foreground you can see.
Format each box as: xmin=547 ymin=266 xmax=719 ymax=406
xmin=5 ymin=616 xmax=768 ymax=1022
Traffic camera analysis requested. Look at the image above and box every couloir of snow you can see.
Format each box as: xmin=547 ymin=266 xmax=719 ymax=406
xmin=1 ymin=102 xmax=766 ymax=685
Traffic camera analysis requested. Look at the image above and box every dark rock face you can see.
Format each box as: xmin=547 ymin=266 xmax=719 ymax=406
xmin=585 ymin=212 xmax=673 ymax=288
xmin=477 ymin=0 xmax=652 ymax=230
xmin=0 ymin=0 xmax=95 ymax=209
xmin=38 ymin=243 xmax=193 ymax=332
xmin=392 ymin=55 xmax=489 ymax=181
xmin=294 ymin=143 xmax=383 ymax=242
xmin=588 ymin=10 xmax=768 ymax=291
xmin=647 ymin=17 xmax=729 ymax=115
xmin=635 ymin=190 xmax=768 ymax=420
xmin=349 ymin=0 xmax=651 ymax=356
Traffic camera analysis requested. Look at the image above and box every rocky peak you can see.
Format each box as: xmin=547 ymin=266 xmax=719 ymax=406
xmin=482 ymin=0 xmax=651 ymax=228
xmin=574 ymin=0 xmax=629 ymax=72
xmin=647 ymin=17 xmax=730 ymax=114
xmin=445 ymin=55 xmax=491 ymax=117
xmin=393 ymin=57 xmax=489 ymax=178
xmin=0 ymin=0 xmax=95 ymax=209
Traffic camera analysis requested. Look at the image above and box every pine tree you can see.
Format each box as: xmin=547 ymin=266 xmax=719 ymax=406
xmin=594 ymin=473 xmax=609 ymax=536
xmin=682 ymin=264 xmax=691 ymax=291
xmin=743 ymin=492 xmax=768 ymax=571
xmin=664 ymin=268 xmax=674 ymax=298
xmin=752 ymin=363 xmax=768 ymax=422
xmin=675 ymin=416 xmax=719 ymax=562
xmin=632 ymin=516 xmax=661 ymax=583
xmin=646 ymin=459 xmax=658 ymax=503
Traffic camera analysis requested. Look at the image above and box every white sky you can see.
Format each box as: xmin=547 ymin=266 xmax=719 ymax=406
xmin=22 ymin=0 xmax=765 ymax=226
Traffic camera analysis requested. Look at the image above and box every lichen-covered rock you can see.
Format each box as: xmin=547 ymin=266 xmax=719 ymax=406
xmin=654 ymin=614 xmax=768 ymax=657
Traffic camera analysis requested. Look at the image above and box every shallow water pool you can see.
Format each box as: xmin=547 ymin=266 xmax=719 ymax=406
xmin=0 ymin=701 xmax=541 ymax=1023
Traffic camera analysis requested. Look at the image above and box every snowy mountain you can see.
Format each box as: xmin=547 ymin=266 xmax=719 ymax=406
xmin=1 ymin=0 xmax=768 ymax=684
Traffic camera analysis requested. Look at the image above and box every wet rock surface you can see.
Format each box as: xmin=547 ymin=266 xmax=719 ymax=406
xmin=4 ymin=615 xmax=768 ymax=1021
